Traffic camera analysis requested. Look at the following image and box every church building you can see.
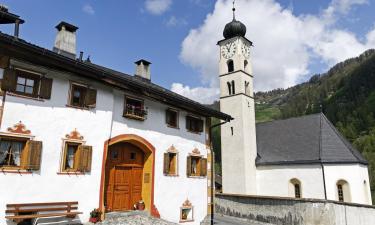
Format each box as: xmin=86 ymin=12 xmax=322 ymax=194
xmin=219 ymin=6 xmax=372 ymax=205
xmin=0 ymin=7 xmax=232 ymax=225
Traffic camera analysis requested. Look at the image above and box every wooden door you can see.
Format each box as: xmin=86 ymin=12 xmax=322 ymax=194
xmin=105 ymin=143 xmax=144 ymax=212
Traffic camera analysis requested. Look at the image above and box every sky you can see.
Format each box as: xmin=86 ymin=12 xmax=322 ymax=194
xmin=1 ymin=0 xmax=375 ymax=103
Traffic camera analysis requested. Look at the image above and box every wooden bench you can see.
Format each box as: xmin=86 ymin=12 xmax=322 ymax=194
xmin=5 ymin=202 xmax=82 ymax=223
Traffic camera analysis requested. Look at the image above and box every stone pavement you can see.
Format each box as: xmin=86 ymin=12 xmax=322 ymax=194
xmin=92 ymin=211 xmax=177 ymax=225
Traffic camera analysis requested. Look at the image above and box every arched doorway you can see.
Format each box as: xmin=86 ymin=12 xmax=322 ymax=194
xmin=105 ymin=142 xmax=144 ymax=211
xmin=99 ymin=134 xmax=159 ymax=217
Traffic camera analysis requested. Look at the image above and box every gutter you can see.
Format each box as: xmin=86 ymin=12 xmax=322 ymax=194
xmin=319 ymin=113 xmax=328 ymax=200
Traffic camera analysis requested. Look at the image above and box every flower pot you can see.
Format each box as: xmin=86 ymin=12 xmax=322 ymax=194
xmin=136 ymin=201 xmax=145 ymax=211
xmin=89 ymin=217 xmax=99 ymax=223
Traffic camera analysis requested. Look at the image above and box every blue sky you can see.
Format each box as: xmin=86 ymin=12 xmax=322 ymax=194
xmin=1 ymin=0 xmax=375 ymax=103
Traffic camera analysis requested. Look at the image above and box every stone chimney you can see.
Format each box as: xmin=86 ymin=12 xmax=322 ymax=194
xmin=135 ymin=59 xmax=151 ymax=81
xmin=53 ymin=21 xmax=78 ymax=59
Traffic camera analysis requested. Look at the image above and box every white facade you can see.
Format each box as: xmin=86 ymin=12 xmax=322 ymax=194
xmin=0 ymin=59 xmax=209 ymax=225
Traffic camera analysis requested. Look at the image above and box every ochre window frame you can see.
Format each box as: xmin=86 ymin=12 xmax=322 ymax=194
xmin=186 ymin=149 xmax=207 ymax=178
xmin=163 ymin=145 xmax=179 ymax=176
xmin=60 ymin=138 xmax=93 ymax=174
xmin=0 ymin=136 xmax=28 ymax=170
xmin=61 ymin=141 xmax=82 ymax=172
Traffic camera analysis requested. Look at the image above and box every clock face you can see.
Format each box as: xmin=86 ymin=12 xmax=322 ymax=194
xmin=221 ymin=41 xmax=237 ymax=59
xmin=242 ymin=43 xmax=250 ymax=58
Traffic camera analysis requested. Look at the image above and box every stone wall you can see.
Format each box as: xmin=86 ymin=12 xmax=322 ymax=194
xmin=215 ymin=193 xmax=375 ymax=225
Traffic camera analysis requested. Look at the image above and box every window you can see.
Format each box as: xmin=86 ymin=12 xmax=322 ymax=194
xmin=227 ymin=60 xmax=234 ymax=73
xmin=180 ymin=200 xmax=193 ymax=222
xmin=0 ymin=137 xmax=42 ymax=170
xmin=164 ymin=152 xmax=178 ymax=176
xmin=123 ymin=96 xmax=147 ymax=120
xmin=61 ymin=142 xmax=92 ymax=172
xmin=336 ymin=180 xmax=351 ymax=202
xmin=227 ymin=82 xmax=232 ymax=95
xmin=244 ymin=60 xmax=248 ymax=71
xmin=231 ymin=80 xmax=235 ymax=94
xmin=1 ymin=68 xmax=53 ymax=99
xmin=186 ymin=116 xmax=204 ymax=133
xmin=166 ymin=109 xmax=179 ymax=128
xmin=289 ymin=178 xmax=302 ymax=198
xmin=68 ymin=83 xmax=97 ymax=108
xmin=187 ymin=155 xmax=207 ymax=177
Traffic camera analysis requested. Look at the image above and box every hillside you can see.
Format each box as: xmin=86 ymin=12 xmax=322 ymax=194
xmin=211 ymin=49 xmax=375 ymax=203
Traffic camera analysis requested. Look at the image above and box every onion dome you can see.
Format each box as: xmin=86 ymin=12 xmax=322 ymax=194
xmin=223 ymin=19 xmax=246 ymax=39
xmin=223 ymin=1 xmax=246 ymax=39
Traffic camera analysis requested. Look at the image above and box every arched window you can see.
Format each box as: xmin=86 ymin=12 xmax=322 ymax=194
xmin=337 ymin=180 xmax=351 ymax=202
xmin=289 ymin=178 xmax=302 ymax=198
xmin=244 ymin=81 xmax=250 ymax=96
xmin=227 ymin=60 xmax=234 ymax=73
xmin=231 ymin=80 xmax=235 ymax=94
xmin=244 ymin=60 xmax=248 ymax=71
xmin=227 ymin=82 xmax=232 ymax=95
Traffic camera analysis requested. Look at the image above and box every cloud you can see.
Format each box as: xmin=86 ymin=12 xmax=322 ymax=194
xmin=175 ymin=0 xmax=375 ymax=103
xmin=171 ymin=83 xmax=219 ymax=104
xmin=145 ymin=0 xmax=172 ymax=15
xmin=82 ymin=4 xmax=95 ymax=15
xmin=166 ymin=16 xmax=188 ymax=27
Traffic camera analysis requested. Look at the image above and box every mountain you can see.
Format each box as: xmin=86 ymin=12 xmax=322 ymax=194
xmin=210 ymin=49 xmax=375 ymax=203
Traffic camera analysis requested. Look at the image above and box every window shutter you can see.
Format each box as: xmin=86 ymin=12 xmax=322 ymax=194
xmin=78 ymin=145 xmax=93 ymax=172
xmin=85 ymin=88 xmax=97 ymax=107
xmin=198 ymin=119 xmax=204 ymax=132
xmin=39 ymin=77 xmax=53 ymax=99
xmin=0 ymin=56 xmax=9 ymax=69
xmin=163 ymin=153 xmax=170 ymax=175
xmin=25 ymin=140 xmax=42 ymax=170
xmin=200 ymin=158 xmax=207 ymax=177
xmin=186 ymin=117 xmax=191 ymax=130
xmin=1 ymin=68 xmax=17 ymax=92
xmin=186 ymin=156 xmax=192 ymax=177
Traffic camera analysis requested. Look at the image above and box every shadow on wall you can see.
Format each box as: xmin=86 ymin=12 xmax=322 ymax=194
xmin=6 ymin=216 xmax=81 ymax=225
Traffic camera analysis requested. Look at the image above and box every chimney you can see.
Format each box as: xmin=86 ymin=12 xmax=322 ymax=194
xmin=53 ymin=21 xmax=78 ymax=59
xmin=135 ymin=59 xmax=151 ymax=81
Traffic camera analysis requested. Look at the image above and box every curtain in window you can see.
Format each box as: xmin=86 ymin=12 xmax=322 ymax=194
xmin=11 ymin=142 xmax=23 ymax=166
xmin=0 ymin=141 xmax=11 ymax=164
xmin=66 ymin=146 xmax=75 ymax=168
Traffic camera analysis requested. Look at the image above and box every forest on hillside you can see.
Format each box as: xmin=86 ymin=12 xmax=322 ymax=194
xmin=210 ymin=49 xmax=375 ymax=203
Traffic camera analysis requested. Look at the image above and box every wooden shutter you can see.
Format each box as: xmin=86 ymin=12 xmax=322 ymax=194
xmin=186 ymin=117 xmax=191 ymax=130
xmin=1 ymin=68 xmax=17 ymax=91
xmin=163 ymin=153 xmax=170 ymax=175
xmin=39 ymin=77 xmax=53 ymax=99
xmin=198 ymin=119 xmax=204 ymax=132
xmin=200 ymin=158 xmax=207 ymax=177
xmin=25 ymin=140 xmax=42 ymax=170
xmin=0 ymin=56 xmax=9 ymax=69
xmin=78 ymin=145 xmax=93 ymax=172
xmin=186 ymin=156 xmax=192 ymax=177
xmin=85 ymin=88 xmax=97 ymax=107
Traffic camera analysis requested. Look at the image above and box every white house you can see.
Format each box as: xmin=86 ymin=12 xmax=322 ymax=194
xmin=219 ymin=6 xmax=372 ymax=205
xmin=0 ymin=8 xmax=232 ymax=225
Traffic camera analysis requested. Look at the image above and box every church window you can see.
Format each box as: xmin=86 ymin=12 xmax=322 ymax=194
xmin=245 ymin=81 xmax=250 ymax=96
xmin=124 ymin=96 xmax=147 ymax=120
xmin=244 ymin=60 xmax=248 ymax=71
xmin=1 ymin=68 xmax=53 ymax=99
xmin=231 ymin=127 xmax=234 ymax=136
xmin=166 ymin=108 xmax=179 ymax=128
xmin=61 ymin=142 xmax=92 ymax=173
xmin=0 ymin=137 xmax=42 ymax=171
xmin=164 ymin=148 xmax=178 ymax=176
xmin=290 ymin=178 xmax=302 ymax=198
xmin=227 ymin=60 xmax=234 ymax=73
xmin=231 ymin=80 xmax=235 ymax=94
xmin=227 ymin=82 xmax=232 ymax=95
xmin=336 ymin=180 xmax=351 ymax=202
xmin=186 ymin=116 xmax=204 ymax=133
xmin=69 ymin=83 xmax=97 ymax=109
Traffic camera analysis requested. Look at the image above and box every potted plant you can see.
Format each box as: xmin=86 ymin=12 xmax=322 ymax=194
xmin=136 ymin=200 xmax=145 ymax=211
xmin=89 ymin=208 xmax=101 ymax=223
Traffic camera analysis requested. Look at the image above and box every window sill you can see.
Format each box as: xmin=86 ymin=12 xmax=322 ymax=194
xmin=186 ymin=130 xmax=202 ymax=135
xmin=187 ymin=175 xmax=206 ymax=179
xmin=0 ymin=168 xmax=33 ymax=174
xmin=164 ymin=173 xmax=179 ymax=177
xmin=7 ymin=92 xmax=44 ymax=101
xmin=167 ymin=124 xmax=179 ymax=129
xmin=124 ymin=114 xmax=146 ymax=121
xmin=180 ymin=220 xmax=194 ymax=223
xmin=57 ymin=172 xmax=86 ymax=175
xmin=66 ymin=104 xmax=94 ymax=110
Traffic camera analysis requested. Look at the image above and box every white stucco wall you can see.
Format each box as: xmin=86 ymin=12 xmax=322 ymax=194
xmin=0 ymin=61 xmax=208 ymax=225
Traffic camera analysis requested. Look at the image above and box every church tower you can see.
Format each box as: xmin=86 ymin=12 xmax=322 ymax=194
xmin=219 ymin=4 xmax=257 ymax=195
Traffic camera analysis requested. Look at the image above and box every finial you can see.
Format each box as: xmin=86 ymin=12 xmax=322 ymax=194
xmin=232 ymin=0 xmax=236 ymax=20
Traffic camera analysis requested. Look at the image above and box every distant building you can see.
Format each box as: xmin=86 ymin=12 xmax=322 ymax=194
xmin=219 ymin=6 xmax=372 ymax=205
xmin=0 ymin=8 xmax=232 ymax=225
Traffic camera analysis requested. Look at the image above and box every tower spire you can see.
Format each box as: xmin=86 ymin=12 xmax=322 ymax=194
xmin=232 ymin=0 xmax=236 ymax=20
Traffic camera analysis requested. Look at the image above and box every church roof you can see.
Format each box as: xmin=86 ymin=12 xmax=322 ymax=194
xmin=255 ymin=113 xmax=367 ymax=166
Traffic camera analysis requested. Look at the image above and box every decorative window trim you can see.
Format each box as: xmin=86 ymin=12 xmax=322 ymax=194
xmin=164 ymin=145 xmax=179 ymax=177
xmin=187 ymin=148 xmax=207 ymax=178
xmin=180 ymin=199 xmax=194 ymax=223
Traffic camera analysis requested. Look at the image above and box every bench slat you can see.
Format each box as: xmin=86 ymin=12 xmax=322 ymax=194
xmin=7 ymin=202 xmax=78 ymax=208
xmin=6 ymin=207 xmax=78 ymax=214
xmin=5 ymin=212 xmax=82 ymax=220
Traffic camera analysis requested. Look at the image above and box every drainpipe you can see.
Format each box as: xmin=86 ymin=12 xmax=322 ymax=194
xmin=319 ymin=113 xmax=327 ymax=200
xmin=209 ymin=118 xmax=231 ymax=225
